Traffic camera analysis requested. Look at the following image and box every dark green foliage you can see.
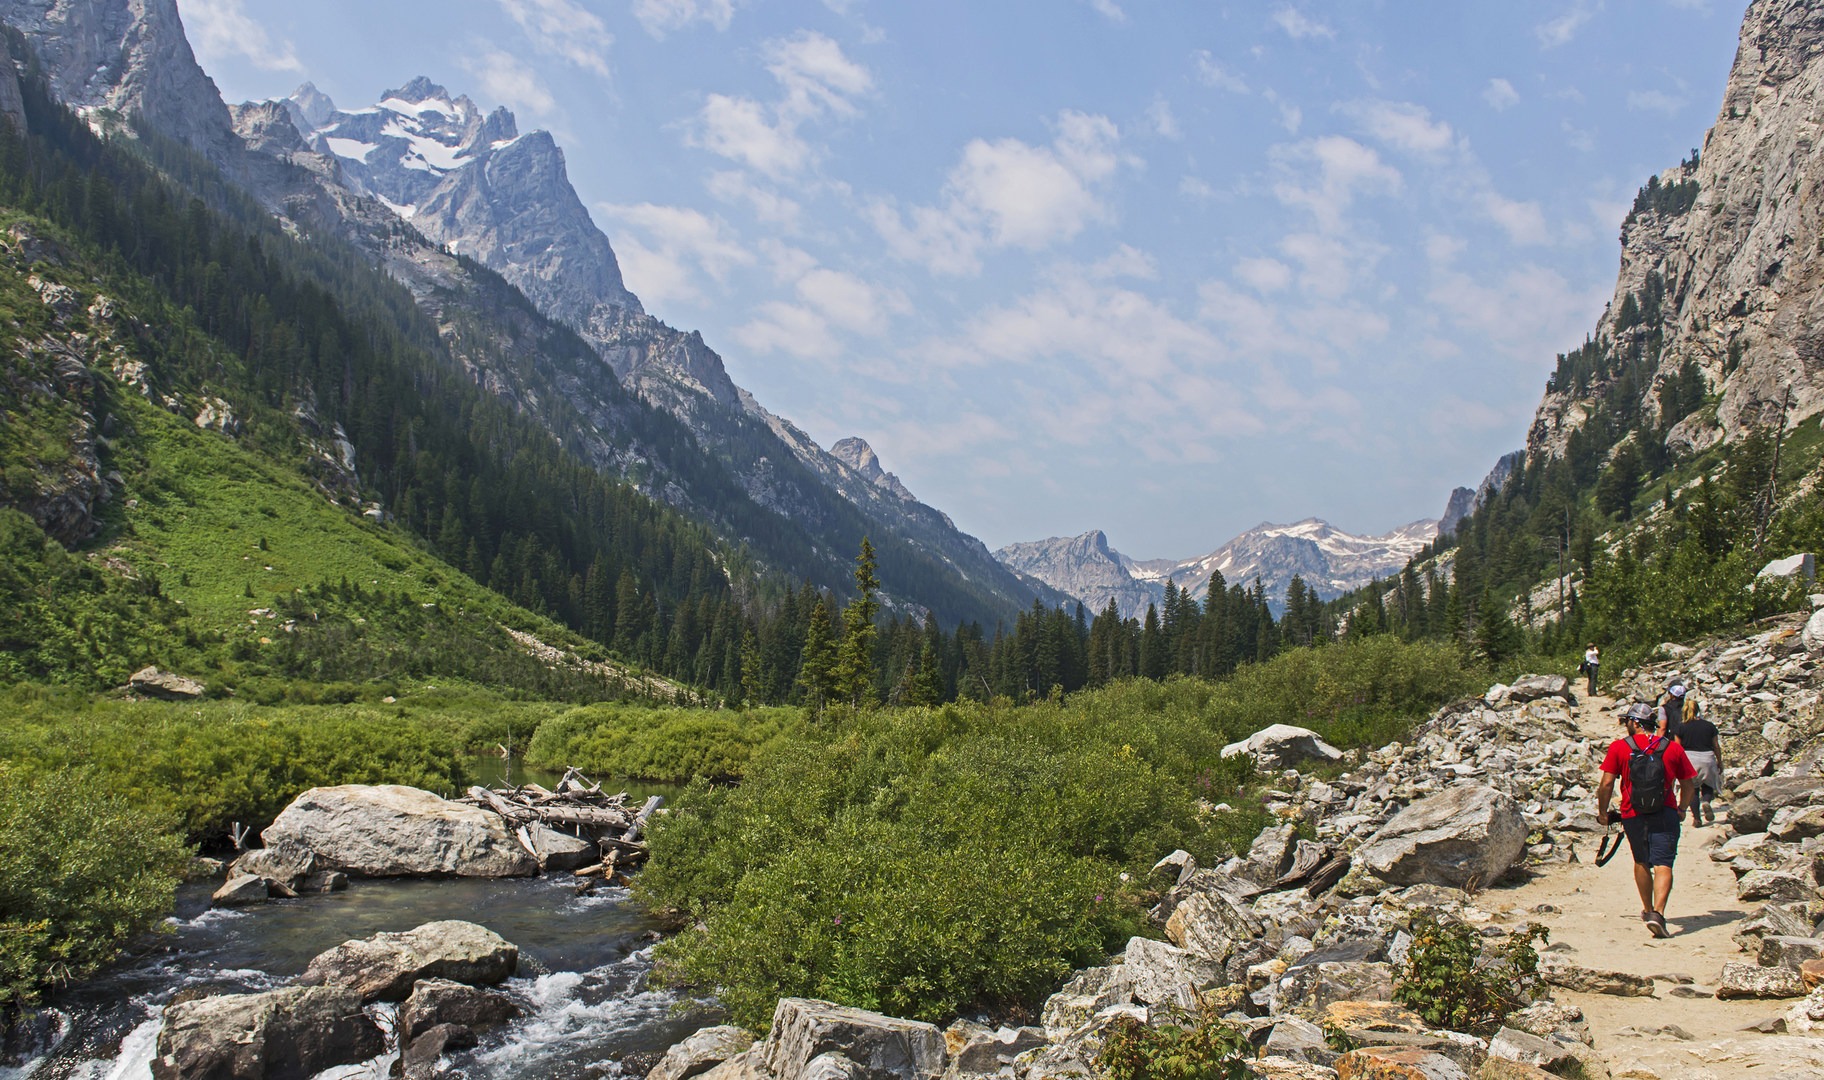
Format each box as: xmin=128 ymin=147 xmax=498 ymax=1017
xmin=1097 ymin=1009 xmax=1251 ymax=1080
xmin=524 ymin=705 xmax=803 ymax=782
xmin=1394 ymin=912 xmax=1546 ymax=1034
xmin=0 ymin=764 xmax=189 ymax=1008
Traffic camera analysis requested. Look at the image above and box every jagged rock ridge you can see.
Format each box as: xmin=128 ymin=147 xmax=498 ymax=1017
xmin=997 ymin=518 xmax=1439 ymax=618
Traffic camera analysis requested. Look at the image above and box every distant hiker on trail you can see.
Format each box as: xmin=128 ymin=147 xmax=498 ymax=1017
xmin=1671 ymin=701 xmax=1724 ymax=827
xmin=1656 ymin=681 xmax=1689 ymax=737
xmin=1598 ymin=702 xmax=1698 ymax=938
xmin=1581 ymin=644 xmax=1601 ymax=696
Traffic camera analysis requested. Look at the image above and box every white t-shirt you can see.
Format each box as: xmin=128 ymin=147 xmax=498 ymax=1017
xmin=1585 ymin=648 xmax=1600 ymax=667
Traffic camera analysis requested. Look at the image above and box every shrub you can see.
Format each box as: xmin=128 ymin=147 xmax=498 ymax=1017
xmin=1394 ymin=911 xmax=1547 ymax=1033
xmin=1096 ymin=1008 xmax=1251 ymax=1080
xmin=0 ymin=765 xmax=189 ymax=1008
xmin=526 ymin=705 xmax=803 ymax=782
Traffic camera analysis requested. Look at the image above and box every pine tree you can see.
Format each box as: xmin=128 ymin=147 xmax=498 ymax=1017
xmin=798 ymin=597 xmax=838 ymax=716
xmin=832 ymin=538 xmax=881 ymax=709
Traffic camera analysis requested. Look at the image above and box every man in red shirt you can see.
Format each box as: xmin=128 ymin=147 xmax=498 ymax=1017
xmin=1597 ymin=702 xmax=1698 ymax=938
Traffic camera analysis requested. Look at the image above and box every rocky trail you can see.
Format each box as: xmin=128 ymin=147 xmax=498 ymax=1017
xmin=1498 ymin=692 xmax=1824 ymax=1079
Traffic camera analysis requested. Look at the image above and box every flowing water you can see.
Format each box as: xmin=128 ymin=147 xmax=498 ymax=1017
xmin=9 ymin=777 xmax=715 ymax=1080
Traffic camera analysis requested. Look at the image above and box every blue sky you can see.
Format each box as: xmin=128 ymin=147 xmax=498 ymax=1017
xmin=179 ymin=0 xmax=1746 ymax=558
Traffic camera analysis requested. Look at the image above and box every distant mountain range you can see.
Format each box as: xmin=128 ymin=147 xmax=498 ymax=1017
xmin=996 ymin=518 xmax=1439 ymax=617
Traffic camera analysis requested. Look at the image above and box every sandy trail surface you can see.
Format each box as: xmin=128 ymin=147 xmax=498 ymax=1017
xmin=1476 ymin=692 xmax=1824 ymax=1079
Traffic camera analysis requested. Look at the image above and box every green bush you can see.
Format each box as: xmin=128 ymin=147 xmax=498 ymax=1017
xmin=1096 ymin=1008 xmax=1251 ymax=1080
xmin=526 ymin=705 xmax=804 ymax=782
xmin=0 ymin=765 xmax=189 ymax=1008
xmin=1394 ymin=911 xmax=1547 ymax=1033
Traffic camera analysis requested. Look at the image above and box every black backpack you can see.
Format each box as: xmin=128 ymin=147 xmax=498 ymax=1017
xmin=1628 ymin=735 xmax=1670 ymax=815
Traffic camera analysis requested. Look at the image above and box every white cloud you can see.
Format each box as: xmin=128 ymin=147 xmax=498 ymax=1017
xmin=1627 ymin=89 xmax=1686 ymax=114
xmin=1087 ymin=0 xmax=1127 ymax=22
xmin=497 ymin=0 xmax=613 ymax=75
xmin=1535 ymin=4 xmax=1597 ymax=49
xmin=632 ymin=0 xmax=737 ymax=38
xmin=1263 ymin=89 xmax=1303 ymax=132
xmin=1428 ymin=263 xmax=1607 ymax=364
xmin=1179 ymin=176 xmax=1217 ymax=200
xmin=1480 ymin=191 xmax=1551 ymax=246
xmin=1343 ymin=100 xmax=1455 ymax=157
xmin=1194 ymin=50 xmax=1249 ymax=93
xmin=736 ymin=301 xmax=838 ymax=359
xmin=872 ymin=111 xmax=1129 ymax=275
xmin=706 ymin=170 xmax=803 ymax=227
xmin=1147 ymin=99 xmax=1181 ymax=139
xmin=1562 ymin=119 xmax=1595 ymax=152
xmin=1235 ymin=256 xmax=1293 ymax=292
xmin=1424 ymin=232 xmax=1466 ymax=266
xmin=798 ymin=267 xmax=906 ymax=334
xmin=1483 ymin=78 xmax=1520 ymax=110
xmin=462 ymin=50 xmax=557 ymax=117
xmin=687 ymin=31 xmax=872 ymax=178
xmin=599 ymin=203 xmax=754 ymax=307
xmin=177 ymin=0 xmax=303 ymax=72
xmin=735 ymin=260 xmax=907 ymax=360
xmin=1269 ymin=135 xmax=1401 ymax=232
xmin=1272 ymin=6 xmax=1335 ymax=40
xmin=1089 ymin=245 xmax=1159 ymax=281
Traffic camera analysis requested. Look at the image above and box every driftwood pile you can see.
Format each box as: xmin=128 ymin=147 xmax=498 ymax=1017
xmin=459 ymin=767 xmax=663 ymax=890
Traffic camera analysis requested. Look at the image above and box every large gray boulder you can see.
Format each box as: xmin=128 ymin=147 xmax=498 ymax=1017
xmin=262 ymin=785 xmax=538 ymax=878
xmin=1220 ymin=725 xmax=1343 ymax=770
xmin=1505 ymin=674 xmax=1572 ymax=703
xmin=151 ymin=986 xmax=383 ymax=1080
xmin=1352 ymin=783 xmax=1528 ymax=889
xmin=298 ymin=920 xmax=518 ymax=1003
xmin=1803 ymin=607 xmax=1824 ymax=652
xmin=650 ymin=1026 xmax=757 ymax=1080
xmin=129 ymin=665 xmax=206 ymax=700
xmin=1163 ymin=888 xmax=1265 ymax=971
xmin=762 ymin=999 xmax=946 ymax=1080
xmin=1734 ymin=777 xmax=1824 ymax=834
xmin=397 ymin=977 xmax=522 ymax=1042
xmin=230 ymin=840 xmax=317 ymax=890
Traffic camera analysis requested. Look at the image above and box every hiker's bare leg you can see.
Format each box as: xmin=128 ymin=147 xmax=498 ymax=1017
xmin=1652 ymin=865 xmax=1673 ymax=913
xmin=1634 ymin=862 xmax=1654 ymax=911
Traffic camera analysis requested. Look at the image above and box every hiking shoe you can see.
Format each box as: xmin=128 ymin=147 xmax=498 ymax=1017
xmin=1704 ymin=803 xmax=1715 ymax=825
xmin=1641 ymin=910 xmax=1653 ymax=923
xmin=1647 ymin=912 xmax=1669 ymax=938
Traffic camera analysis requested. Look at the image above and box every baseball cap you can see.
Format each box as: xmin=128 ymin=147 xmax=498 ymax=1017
xmin=1669 ymin=684 xmax=1686 ymax=697
xmin=1624 ymin=703 xmax=1654 ymax=723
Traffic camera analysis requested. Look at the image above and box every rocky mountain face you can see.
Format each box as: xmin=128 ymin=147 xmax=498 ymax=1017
xmin=1526 ymin=0 xmax=1824 ymax=465
xmin=997 ymin=518 xmax=1439 ymax=618
xmin=0 ymin=2 xmax=1049 ymax=625
xmin=1437 ymin=450 xmax=1523 ymax=539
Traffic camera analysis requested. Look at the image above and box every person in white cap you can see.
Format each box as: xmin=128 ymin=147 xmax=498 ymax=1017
xmin=1656 ymin=681 xmax=1688 ymax=738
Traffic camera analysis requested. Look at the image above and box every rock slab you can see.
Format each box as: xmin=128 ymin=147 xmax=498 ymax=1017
xmin=1352 ymin=784 xmax=1528 ymax=889
xmin=262 ymin=785 xmax=538 ymax=878
xmin=762 ymin=999 xmax=946 ymax=1080
xmin=151 ymin=986 xmax=382 ymax=1080
xmin=299 ymin=920 xmax=519 ymax=1003
xmin=1221 ymin=725 xmax=1344 ymax=770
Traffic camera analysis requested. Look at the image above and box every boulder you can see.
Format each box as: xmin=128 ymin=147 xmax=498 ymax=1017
xmin=1732 ymin=777 xmax=1824 ymax=835
xmin=212 ymin=873 xmax=270 ymax=907
xmin=1164 ymin=889 xmax=1265 ymax=970
xmin=1784 ymin=984 xmax=1824 ymax=1033
xmin=1500 ymin=1003 xmax=1590 ymax=1047
xmin=1321 ymin=1002 xmax=1428 ymax=1038
xmin=397 ymin=978 xmax=522 ymax=1043
xmin=150 ymin=986 xmax=383 ymax=1080
xmin=1333 ymin=1046 xmax=1468 ymax=1080
xmin=230 ymin=840 xmax=317 ymax=889
xmin=1760 ymin=936 xmax=1824 ymax=972
xmin=1804 ymin=608 xmax=1824 ymax=653
xmin=1352 ymin=784 xmax=1528 ymax=889
xmin=1485 ymin=1027 xmax=1576 ymax=1072
xmin=1504 ymin=675 xmax=1571 ymax=704
xmin=1263 ymin=1018 xmax=1335 ymax=1066
xmin=651 ymin=1025 xmax=757 ymax=1080
xmin=1237 ymin=824 xmax=1300 ymax=886
xmin=1221 ymin=725 xmax=1344 ymax=770
xmin=1763 ymin=553 xmax=1818 ymax=582
xmin=1276 ymin=961 xmax=1394 ymax=1014
xmin=523 ymin=824 xmax=596 ymax=872
xmin=298 ymin=920 xmax=518 ymax=1003
xmin=1769 ymin=805 xmax=1824 ymax=842
xmin=1804 ymin=958 xmax=1824 ymax=991
xmin=1247 ymin=1057 xmax=1340 ymax=1080
xmin=129 ymin=665 xmax=206 ymax=700
xmin=1113 ymin=936 xmax=1224 ymax=1011
xmin=262 ymin=785 xmax=538 ymax=878
xmin=1474 ymin=1062 xmax=1555 ymax=1080
xmin=942 ymin=1023 xmax=1045 ymax=1076
xmin=1537 ymin=958 xmax=1653 ymax=997
xmin=400 ymin=1022 xmax=477 ymax=1080
xmin=1716 ymin=961 xmax=1805 ymax=999
xmin=1734 ymin=903 xmax=1820 ymax=954
xmin=762 ymin=999 xmax=947 ymax=1080
xmin=1738 ymin=870 xmax=1816 ymax=903
xmin=297 ymin=870 xmax=348 ymax=894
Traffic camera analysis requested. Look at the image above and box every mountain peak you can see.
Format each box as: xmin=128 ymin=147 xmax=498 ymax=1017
xmin=387 ymin=76 xmax=451 ymax=104
xmin=287 ymin=83 xmax=336 ymax=130
xmin=830 ymin=437 xmax=916 ymax=503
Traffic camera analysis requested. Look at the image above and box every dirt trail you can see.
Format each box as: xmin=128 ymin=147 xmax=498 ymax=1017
xmin=1482 ymin=692 xmax=1824 ymax=1079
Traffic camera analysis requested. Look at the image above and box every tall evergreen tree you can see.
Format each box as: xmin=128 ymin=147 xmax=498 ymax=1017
xmin=832 ymin=538 xmax=881 ymax=709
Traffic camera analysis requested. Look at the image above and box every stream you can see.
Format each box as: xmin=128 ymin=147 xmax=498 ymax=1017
xmin=8 ymin=773 xmax=714 ymax=1080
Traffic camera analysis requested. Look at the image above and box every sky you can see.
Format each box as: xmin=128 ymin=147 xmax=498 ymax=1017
xmin=178 ymin=0 xmax=1748 ymax=559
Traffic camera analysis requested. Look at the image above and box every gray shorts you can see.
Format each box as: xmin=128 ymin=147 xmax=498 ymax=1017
xmin=1622 ymin=808 xmax=1680 ymax=868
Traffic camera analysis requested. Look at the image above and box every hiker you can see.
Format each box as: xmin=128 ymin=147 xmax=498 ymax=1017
xmin=1596 ymin=702 xmax=1698 ymax=938
xmin=1670 ymin=700 xmax=1724 ymax=827
xmin=1581 ymin=643 xmax=1600 ymax=696
xmin=1656 ymin=681 xmax=1688 ymax=738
